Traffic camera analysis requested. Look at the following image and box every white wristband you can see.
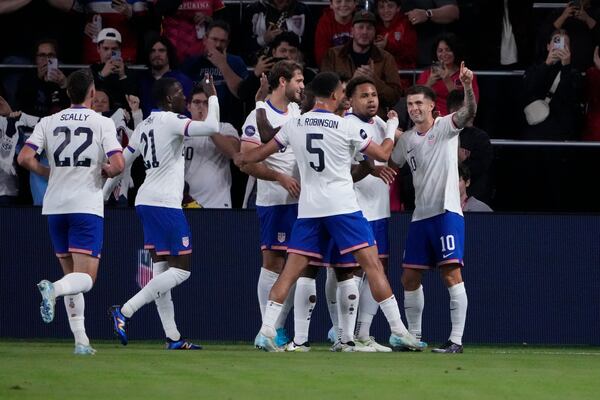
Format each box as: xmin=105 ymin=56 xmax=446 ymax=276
xmin=385 ymin=118 xmax=399 ymax=140
xmin=255 ymin=101 xmax=267 ymax=110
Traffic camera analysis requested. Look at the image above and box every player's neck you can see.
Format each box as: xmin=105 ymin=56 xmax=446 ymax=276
xmin=414 ymin=117 xmax=434 ymax=134
xmin=71 ymin=101 xmax=91 ymax=109
xmin=312 ymin=99 xmax=337 ymax=113
xmin=268 ymin=92 xmax=290 ymax=113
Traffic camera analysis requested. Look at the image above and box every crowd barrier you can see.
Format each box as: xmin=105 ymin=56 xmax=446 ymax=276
xmin=1 ymin=208 xmax=599 ymax=345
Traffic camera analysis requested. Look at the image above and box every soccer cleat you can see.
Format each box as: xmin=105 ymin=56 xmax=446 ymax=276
xmin=355 ymin=336 xmax=393 ymax=352
xmin=275 ymin=327 xmax=289 ymax=347
xmin=254 ymin=333 xmax=261 ymax=349
xmin=341 ymin=341 xmax=377 ymax=353
xmin=285 ymin=341 xmax=311 ymax=352
xmin=108 ymin=305 xmax=128 ymax=346
xmin=432 ymin=340 xmax=464 ymax=353
xmin=74 ymin=344 xmax=97 ymax=355
xmin=256 ymin=333 xmax=282 ymax=352
xmin=330 ymin=340 xmax=343 ymax=352
xmin=327 ymin=326 xmax=337 ymax=343
xmin=166 ymin=338 xmax=203 ymax=350
xmin=37 ymin=280 xmax=56 ymax=323
xmin=389 ymin=332 xmax=428 ymax=351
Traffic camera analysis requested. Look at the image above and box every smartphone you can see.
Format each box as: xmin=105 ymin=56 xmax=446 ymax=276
xmin=47 ymin=57 xmax=58 ymax=80
xmin=553 ymin=35 xmax=565 ymax=50
xmin=431 ymin=61 xmax=442 ymax=73
xmin=111 ymin=50 xmax=121 ymax=61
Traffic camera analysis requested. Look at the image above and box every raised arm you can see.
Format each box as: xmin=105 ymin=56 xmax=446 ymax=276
xmin=361 ymin=111 xmax=400 ymax=162
xmin=451 ymin=62 xmax=477 ymax=129
xmin=103 ymin=146 xmax=139 ymax=199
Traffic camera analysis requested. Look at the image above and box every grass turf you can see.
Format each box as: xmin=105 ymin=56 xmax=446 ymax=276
xmin=1 ymin=340 xmax=599 ymax=400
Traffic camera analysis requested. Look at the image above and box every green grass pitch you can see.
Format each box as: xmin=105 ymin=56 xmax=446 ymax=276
xmin=1 ymin=340 xmax=599 ymax=400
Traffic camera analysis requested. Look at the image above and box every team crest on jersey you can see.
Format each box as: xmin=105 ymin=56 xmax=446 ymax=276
xmin=427 ymin=133 xmax=436 ymax=144
xmin=277 ymin=232 xmax=286 ymax=243
xmin=177 ymin=114 xmax=187 ymax=119
xmin=182 ymin=236 xmax=190 ymax=247
xmin=360 ymin=129 xmax=367 ymax=139
xmin=244 ymin=125 xmax=256 ymax=137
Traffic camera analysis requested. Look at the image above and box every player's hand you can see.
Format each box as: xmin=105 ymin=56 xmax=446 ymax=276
xmin=277 ymin=173 xmax=301 ymax=198
xmin=0 ymin=96 xmax=13 ymax=117
xmin=459 ymin=61 xmax=473 ymax=88
xmin=101 ymin=163 xmax=112 ymax=178
xmin=202 ymin=73 xmax=217 ymax=97
xmin=371 ymin=165 xmax=397 ymax=185
xmin=255 ymin=73 xmax=269 ymax=102
xmin=387 ymin=109 xmax=398 ymax=120
xmin=233 ymin=152 xmax=246 ymax=167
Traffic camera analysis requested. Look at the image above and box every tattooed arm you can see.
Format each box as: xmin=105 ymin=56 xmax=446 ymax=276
xmin=452 ymin=62 xmax=477 ymax=129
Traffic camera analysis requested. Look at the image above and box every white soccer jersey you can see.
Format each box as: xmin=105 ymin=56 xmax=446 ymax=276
xmin=241 ymin=101 xmax=300 ymax=206
xmin=184 ymin=122 xmax=238 ymax=208
xmin=25 ymin=107 xmax=122 ymax=217
xmin=346 ymin=114 xmax=390 ymax=221
xmin=391 ymin=114 xmax=463 ymax=221
xmin=0 ymin=113 xmax=39 ymax=196
xmin=274 ymin=109 xmax=371 ymax=218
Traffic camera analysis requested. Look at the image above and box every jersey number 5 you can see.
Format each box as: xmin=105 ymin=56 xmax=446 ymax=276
xmin=141 ymin=130 xmax=160 ymax=169
xmin=53 ymin=126 xmax=93 ymax=167
xmin=306 ymin=133 xmax=325 ymax=172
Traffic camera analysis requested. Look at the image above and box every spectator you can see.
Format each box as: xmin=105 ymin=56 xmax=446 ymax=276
xmin=241 ymin=0 xmax=313 ymax=66
xmin=314 ymin=0 xmax=356 ymax=67
xmin=89 ymin=28 xmax=138 ymax=110
xmin=238 ymin=32 xmax=315 ymax=102
xmin=138 ymin=36 xmax=193 ymax=117
xmin=583 ymin=45 xmax=600 ymax=140
xmin=459 ymin=163 xmax=492 ymax=212
xmin=159 ymin=0 xmax=226 ymax=64
xmin=0 ymin=97 xmax=39 ymax=205
xmin=447 ymin=89 xmax=493 ymax=203
xmin=417 ymin=33 xmax=479 ymax=116
xmin=182 ymin=20 xmax=249 ymax=126
xmin=402 ymin=0 xmax=459 ymax=66
xmin=542 ymin=0 xmax=600 ymax=71
xmin=77 ymin=0 xmax=148 ymax=64
xmin=184 ymin=85 xmax=240 ymax=208
xmin=321 ymin=10 xmax=402 ymax=114
xmin=15 ymin=39 xmax=70 ymax=117
xmin=375 ymin=0 xmax=418 ymax=72
xmin=522 ymin=29 xmax=583 ymax=140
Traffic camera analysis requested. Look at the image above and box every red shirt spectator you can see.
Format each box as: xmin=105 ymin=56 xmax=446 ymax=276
xmin=162 ymin=0 xmax=226 ymax=64
xmin=375 ymin=0 xmax=417 ymax=70
xmin=314 ymin=1 xmax=355 ymax=68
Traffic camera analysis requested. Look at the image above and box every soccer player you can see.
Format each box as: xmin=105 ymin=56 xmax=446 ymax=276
xmin=17 ymin=69 xmax=125 ymax=355
xmin=240 ymin=60 xmax=305 ymax=348
xmin=105 ymin=75 xmax=219 ymax=349
xmin=391 ymin=62 xmax=476 ymax=353
xmin=235 ymin=71 xmax=426 ymax=352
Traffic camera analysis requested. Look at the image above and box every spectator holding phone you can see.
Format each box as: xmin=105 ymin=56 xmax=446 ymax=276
xmin=90 ymin=28 xmax=138 ymax=109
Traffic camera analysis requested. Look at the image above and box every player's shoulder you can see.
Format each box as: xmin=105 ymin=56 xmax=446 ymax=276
xmin=242 ymin=109 xmax=257 ymax=126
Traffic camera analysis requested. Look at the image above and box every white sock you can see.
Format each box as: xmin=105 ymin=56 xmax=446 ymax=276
xmin=275 ymin=283 xmax=295 ymax=330
xmin=292 ymin=277 xmax=316 ymax=344
xmin=448 ymin=282 xmax=468 ymax=345
xmin=257 ymin=268 xmax=279 ymax=320
xmin=337 ymin=279 xmax=359 ymax=343
xmin=355 ymin=276 xmax=379 ymax=340
xmin=353 ymin=275 xmax=363 ymax=290
xmin=325 ymin=268 xmax=339 ymax=335
xmin=53 ymin=272 xmax=93 ymax=297
xmin=121 ymin=267 xmax=190 ymax=318
xmin=152 ymin=261 xmax=181 ymax=341
xmin=260 ymin=300 xmax=283 ymax=338
xmin=404 ymin=285 xmax=424 ymax=340
xmin=64 ymin=293 xmax=89 ymax=346
xmin=379 ymin=295 xmax=409 ymax=336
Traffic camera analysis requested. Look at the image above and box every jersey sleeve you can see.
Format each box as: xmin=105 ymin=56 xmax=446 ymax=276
xmin=220 ymin=122 xmax=239 ymax=139
xmin=126 ymin=126 xmax=142 ymax=156
xmin=273 ymin=120 xmax=291 ymax=149
xmin=241 ymin=110 xmax=261 ymax=146
xmin=347 ymin=119 xmax=372 ymax=157
xmin=164 ymin=112 xmax=195 ymax=137
xmin=441 ymin=114 xmax=463 ymax=139
xmin=24 ymin=117 xmax=47 ymax=155
xmin=100 ymin=117 xmax=123 ymax=157
xmin=391 ymin=136 xmax=407 ymax=166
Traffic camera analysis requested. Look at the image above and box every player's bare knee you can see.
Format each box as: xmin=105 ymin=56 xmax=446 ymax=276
xmin=440 ymin=265 xmax=463 ymax=287
xmin=334 ymin=267 xmax=357 ymax=282
xmin=401 ymin=269 xmax=422 ymax=291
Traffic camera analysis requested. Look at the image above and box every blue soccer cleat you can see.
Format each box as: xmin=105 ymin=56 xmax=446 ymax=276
xmin=166 ymin=338 xmax=203 ymax=350
xmin=108 ymin=305 xmax=128 ymax=346
xmin=327 ymin=326 xmax=337 ymax=343
xmin=275 ymin=327 xmax=289 ymax=347
xmin=256 ymin=333 xmax=282 ymax=352
xmin=74 ymin=344 xmax=97 ymax=355
xmin=37 ymin=280 xmax=56 ymax=323
xmin=389 ymin=332 xmax=428 ymax=351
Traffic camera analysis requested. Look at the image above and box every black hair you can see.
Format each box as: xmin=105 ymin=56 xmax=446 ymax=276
xmin=145 ymin=35 xmax=179 ymax=69
xmin=446 ymin=89 xmax=465 ymax=113
xmin=67 ymin=69 xmax=94 ymax=104
xmin=207 ymin=19 xmax=231 ymax=36
xmin=431 ymin=32 xmax=465 ymax=66
xmin=458 ymin=163 xmax=471 ymax=181
xmin=34 ymin=38 xmax=58 ymax=58
xmin=345 ymin=76 xmax=376 ymax=98
xmin=270 ymin=31 xmax=300 ymax=52
xmin=406 ymin=85 xmax=437 ymax=101
xmin=268 ymin=60 xmax=303 ymax=90
xmin=152 ymin=77 xmax=179 ymax=106
xmin=375 ymin=0 xmax=402 ymax=8
xmin=307 ymin=72 xmax=340 ymax=98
